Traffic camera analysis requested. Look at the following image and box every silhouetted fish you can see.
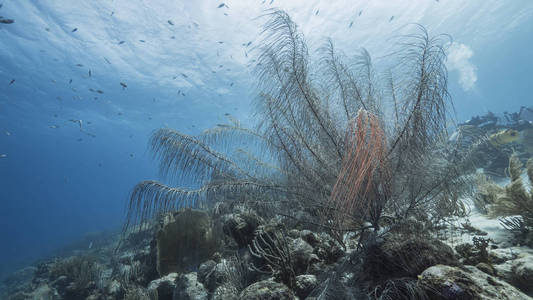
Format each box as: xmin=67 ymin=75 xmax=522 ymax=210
xmin=118 ymin=41 xmax=125 ymax=45
xmin=72 ymin=28 xmax=77 ymax=32
xmin=389 ymin=16 xmax=394 ymax=22
xmin=0 ymin=18 xmax=14 ymax=24
xmin=104 ymin=57 xmax=111 ymax=64
xmin=315 ymin=10 xmax=319 ymax=15
xmin=96 ymin=90 xmax=104 ymax=94
xmin=69 ymin=119 xmax=83 ymax=129
xmin=139 ymin=40 xmax=145 ymax=43
xmin=120 ymin=82 xmax=127 ymax=89
xmin=349 ymin=21 xmax=353 ymax=28
xmin=76 ymin=64 xmax=83 ymax=67
xmin=217 ymin=3 xmax=228 ymax=8
xmin=0 ymin=154 xmax=7 ymax=158
xmin=359 ymin=10 xmax=363 ymax=16
xmin=168 ymin=20 xmax=174 ymax=25
xmin=9 ymin=79 xmax=15 ymax=85
xmin=89 ymin=69 xmax=92 ymax=77
xmin=69 ymin=79 xmax=72 ymax=84
xmin=181 ymin=73 xmax=188 ymax=78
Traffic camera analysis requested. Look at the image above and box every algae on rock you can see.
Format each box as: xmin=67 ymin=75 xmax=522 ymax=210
xmin=155 ymin=209 xmax=217 ymax=276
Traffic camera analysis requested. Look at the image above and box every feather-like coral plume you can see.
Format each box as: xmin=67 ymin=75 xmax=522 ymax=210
xmin=326 ymin=109 xmax=389 ymax=229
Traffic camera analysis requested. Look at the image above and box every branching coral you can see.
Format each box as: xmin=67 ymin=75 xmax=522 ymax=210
xmin=124 ymin=9 xmax=474 ymax=243
xmin=481 ymin=154 xmax=533 ymax=244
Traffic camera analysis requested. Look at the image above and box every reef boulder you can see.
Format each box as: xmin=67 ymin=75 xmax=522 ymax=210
xmin=419 ymin=264 xmax=531 ymax=300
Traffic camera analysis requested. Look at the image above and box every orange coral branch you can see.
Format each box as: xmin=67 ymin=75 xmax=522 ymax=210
xmin=325 ymin=109 xmax=390 ymax=230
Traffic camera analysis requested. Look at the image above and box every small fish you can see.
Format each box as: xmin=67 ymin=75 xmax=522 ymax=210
xmin=69 ymin=119 xmax=83 ymax=129
xmin=111 ymin=11 xmax=114 ymax=16
xmin=224 ymin=113 xmax=230 ymax=116
xmin=139 ymin=40 xmax=145 ymax=43
xmin=69 ymin=79 xmax=72 ymax=84
xmin=88 ymin=242 xmax=93 ymax=249
xmin=349 ymin=21 xmax=353 ymax=28
xmin=192 ymin=22 xmax=199 ymax=28
xmin=359 ymin=10 xmax=363 ymax=16
xmin=0 ymin=4 xmax=3 ymax=8
xmin=96 ymin=90 xmax=104 ymax=94
xmin=71 ymin=28 xmax=77 ymax=32
xmin=118 ymin=41 xmax=125 ymax=45
xmin=129 ymin=153 xmax=134 ymax=158
xmin=4 ymin=131 xmax=10 ymax=136
xmin=51 ymin=79 xmax=56 ymax=83
xmin=88 ymin=69 xmax=92 ymax=77
xmin=224 ymin=13 xmax=228 ymax=16
xmin=230 ymin=82 xmax=234 ymax=87
xmin=170 ymin=36 xmax=175 ymax=39
xmin=89 ymin=88 xmax=95 ymax=92
xmin=104 ymin=57 xmax=111 ymax=64
xmin=45 ymin=27 xmax=50 ymax=32
xmin=173 ymin=76 xmax=177 ymax=80
xmin=76 ymin=64 xmax=83 ymax=67
xmin=120 ymin=82 xmax=127 ymax=89
xmin=168 ymin=20 xmax=174 ymax=25
xmin=217 ymin=3 xmax=227 ymax=8
xmin=218 ymin=41 xmax=224 ymax=44
xmin=181 ymin=73 xmax=188 ymax=78
xmin=315 ymin=10 xmax=319 ymax=15
xmin=389 ymin=16 xmax=394 ymax=22
xmin=246 ymin=41 xmax=252 ymax=47
xmin=0 ymin=18 xmax=14 ymax=24
xmin=9 ymin=79 xmax=15 ymax=85
xmin=0 ymin=154 xmax=7 ymax=158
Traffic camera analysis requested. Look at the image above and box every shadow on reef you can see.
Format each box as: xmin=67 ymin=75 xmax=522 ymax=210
xmin=3 ymin=9 xmax=533 ymax=300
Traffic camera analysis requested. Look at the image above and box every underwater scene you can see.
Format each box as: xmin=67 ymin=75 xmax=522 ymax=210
xmin=1 ymin=1 xmax=533 ymax=299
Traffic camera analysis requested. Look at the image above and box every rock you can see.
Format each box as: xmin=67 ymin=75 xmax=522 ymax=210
xmin=197 ymin=260 xmax=217 ymax=286
xmin=362 ymin=234 xmax=458 ymax=283
xmin=238 ymin=279 xmax=294 ymax=300
xmin=476 ymin=262 xmax=495 ymax=275
xmin=493 ymin=260 xmax=514 ymax=283
xmin=289 ymin=238 xmax=318 ymax=275
xmin=173 ymin=272 xmax=208 ymax=300
xmin=294 ymin=274 xmax=317 ymax=299
xmin=314 ymin=233 xmax=344 ymax=264
xmin=511 ymin=254 xmax=533 ymax=293
xmin=212 ymin=283 xmax=239 ymax=300
xmin=223 ymin=212 xmax=263 ymax=248
xmin=148 ymin=273 xmax=178 ymax=300
xmin=156 ymin=209 xmax=216 ymax=276
xmin=299 ymin=230 xmax=319 ymax=247
xmin=490 ymin=247 xmax=520 ymax=264
xmin=419 ymin=264 xmax=531 ymax=300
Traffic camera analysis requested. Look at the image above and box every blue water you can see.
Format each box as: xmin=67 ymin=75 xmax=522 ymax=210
xmin=1 ymin=0 xmax=533 ymax=277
